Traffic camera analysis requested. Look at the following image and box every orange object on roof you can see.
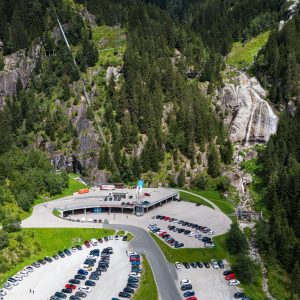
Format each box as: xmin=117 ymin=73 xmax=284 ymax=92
xmin=78 ymin=188 xmax=89 ymax=194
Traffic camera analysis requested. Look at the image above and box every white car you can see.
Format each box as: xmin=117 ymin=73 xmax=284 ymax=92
xmin=211 ymin=260 xmax=219 ymax=269
xmin=71 ymin=247 xmax=78 ymax=252
xmin=180 ymin=279 xmax=192 ymax=286
xmin=109 ymin=236 xmax=113 ymax=240
xmin=79 ymin=286 xmax=91 ymax=293
xmin=173 ymin=219 xmax=178 ymax=223
xmin=128 ymin=251 xmax=138 ymax=256
xmin=14 ymin=275 xmax=23 ymax=281
xmin=129 ymin=272 xmax=141 ymax=278
xmin=228 ymin=280 xmax=240 ymax=286
xmin=19 ymin=270 xmax=28 ymax=277
xmin=188 ymin=232 xmax=195 ymax=237
xmin=90 ymin=238 xmax=98 ymax=246
xmin=175 ymin=262 xmax=181 ymax=269
xmin=25 ymin=266 xmax=34 ymax=272
xmin=0 ymin=289 xmax=7 ymax=296
xmin=4 ymin=283 xmax=13 ymax=290
xmin=208 ymin=230 xmax=216 ymax=235
xmin=86 ymin=255 xmax=97 ymax=259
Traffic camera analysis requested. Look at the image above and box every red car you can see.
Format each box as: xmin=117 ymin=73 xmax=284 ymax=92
xmin=84 ymin=241 xmax=90 ymax=248
xmin=144 ymin=192 xmax=151 ymax=196
xmin=164 ymin=217 xmax=170 ymax=221
xmin=186 ymin=297 xmax=197 ymax=300
xmin=65 ymin=284 xmax=76 ymax=290
xmin=159 ymin=232 xmax=166 ymax=237
xmin=225 ymin=273 xmax=236 ymax=280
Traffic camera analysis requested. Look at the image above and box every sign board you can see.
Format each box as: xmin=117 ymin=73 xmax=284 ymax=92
xmin=137 ymin=180 xmax=144 ymax=188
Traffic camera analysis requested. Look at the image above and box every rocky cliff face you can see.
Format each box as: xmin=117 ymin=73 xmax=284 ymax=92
xmin=220 ymin=72 xmax=278 ymax=144
xmin=0 ymin=44 xmax=41 ymax=107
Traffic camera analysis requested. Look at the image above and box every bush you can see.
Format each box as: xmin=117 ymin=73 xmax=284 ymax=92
xmin=2 ymin=215 xmax=21 ymax=233
xmin=0 ymin=54 xmax=4 ymax=71
xmin=192 ymin=173 xmax=209 ymax=189
xmin=0 ymin=230 xmax=9 ymax=249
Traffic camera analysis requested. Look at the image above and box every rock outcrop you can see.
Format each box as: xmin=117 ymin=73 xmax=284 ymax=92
xmin=0 ymin=44 xmax=41 ymax=107
xmin=220 ymin=72 xmax=278 ymax=144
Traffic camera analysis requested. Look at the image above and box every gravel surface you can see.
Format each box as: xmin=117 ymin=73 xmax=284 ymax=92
xmin=5 ymin=240 xmax=130 ymax=300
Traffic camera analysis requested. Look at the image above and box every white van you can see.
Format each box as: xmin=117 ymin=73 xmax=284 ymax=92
xmin=90 ymin=238 xmax=98 ymax=246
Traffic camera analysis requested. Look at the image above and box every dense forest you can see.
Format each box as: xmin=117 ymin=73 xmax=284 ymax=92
xmin=254 ymin=11 xmax=300 ymax=297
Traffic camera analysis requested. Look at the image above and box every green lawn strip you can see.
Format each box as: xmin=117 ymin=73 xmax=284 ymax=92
xmin=226 ymin=31 xmax=270 ymax=69
xmin=188 ymin=189 xmax=235 ymax=216
xmin=53 ymin=209 xmax=61 ymax=217
xmin=150 ymin=233 xmax=230 ymax=262
xmin=127 ymin=233 xmax=134 ymax=241
xmin=133 ymin=255 xmax=158 ymax=300
xmin=0 ymin=228 xmax=114 ymax=286
xmin=50 ymin=174 xmax=88 ymax=200
xmin=179 ymin=191 xmax=214 ymax=209
xmin=116 ymin=230 xmax=125 ymax=236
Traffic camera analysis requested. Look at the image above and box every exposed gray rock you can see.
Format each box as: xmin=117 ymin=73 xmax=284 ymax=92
xmin=106 ymin=66 xmax=122 ymax=83
xmin=220 ymin=72 xmax=278 ymax=144
xmin=0 ymin=43 xmax=41 ymax=107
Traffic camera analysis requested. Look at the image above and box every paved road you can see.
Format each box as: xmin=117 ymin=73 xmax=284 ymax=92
xmin=178 ymin=189 xmax=221 ymax=211
xmin=104 ymin=224 xmax=181 ymax=300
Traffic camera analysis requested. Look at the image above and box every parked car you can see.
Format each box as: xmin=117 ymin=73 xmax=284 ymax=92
xmin=123 ymin=287 xmax=134 ymax=294
xmin=225 ymin=273 xmax=236 ymax=280
xmin=175 ymin=262 xmax=181 ymax=269
xmin=84 ymin=241 xmax=91 ymax=248
xmin=180 ymin=279 xmax=192 ymax=286
xmin=211 ymin=259 xmax=219 ymax=269
xmin=75 ymin=291 xmax=87 ymax=298
xmin=69 ymin=279 xmax=80 ymax=285
xmin=196 ymin=262 xmax=203 ymax=268
xmin=190 ymin=262 xmax=197 ymax=268
xmin=204 ymin=262 xmax=210 ymax=268
xmin=234 ymin=292 xmax=245 ymax=298
xmin=61 ymin=288 xmax=72 ymax=294
xmin=218 ymin=260 xmax=224 ymax=268
xmin=69 ymin=296 xmax=81 ymax=300
xmin=74 ymin=275 xmax=86 ymax=280
xmin=183 ymin=262 xmax=190 ymax=269
xmin=58 ymin=251 xmax=65 ymax=258
xmin=118 ymin=291 xmax=131 ymax=298
xmin=228 ymin=280 xmax=240 ymax=286
xmin=65 ymin=284 xmax=76 ymax=290
xmin=54 ymin=292 xmax=67 ymax=299
xmin=181 ymin=284 xmax=192 ymax=291
xmin=223 ymin=270 xmax=234 ymax=276
xmin=183 ymin=291 xmax=195 ymax=297
xmin=78 ymin=286 xmax=91 ymax=293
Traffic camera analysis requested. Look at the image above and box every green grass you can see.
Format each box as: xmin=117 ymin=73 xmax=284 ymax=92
xmin=133 ymin=255 xmax=158 ymax=300
xmin=127 ymin=232 xmax=134 ymax=241
xmin=189 ymin=189 xmax=236 ymax=216
xmin=53 ymin=209 xmax=61 ymax=217
xmin=226 ymin=31 xmax=270 ymax=69
xmin=50 ymin=173 xmax=88 ymax=200
xmin=92 ymin=25 xmax=126 ymax=67
xmin=151 ymin=233 xmax=230 ymax=262
xmin=0 ymin=228 xmax=114 ymax=286
xmin=179 ymin=191 xmax=214 ymax=209
xmin=116 ymin=230 xmax=125 ymax=236
xmin=267 ymin=263 xmax=293 ymax=300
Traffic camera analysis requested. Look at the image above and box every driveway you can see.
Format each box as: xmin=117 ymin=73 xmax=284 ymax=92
xmin=105 ymin=224 xmax=181 ymax=300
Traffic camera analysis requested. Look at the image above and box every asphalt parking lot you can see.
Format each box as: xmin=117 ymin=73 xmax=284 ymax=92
xmin=70 ymin=201 xmax=231 ymax=248
xmin=4 ymin=239 xmax=131 ymax=300
xmin=176 ymin=261 xmax=242 ymax=300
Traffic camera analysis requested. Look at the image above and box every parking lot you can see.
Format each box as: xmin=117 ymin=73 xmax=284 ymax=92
xmin=69 ymin=201 xmax=231 ymax=248
xmin=4 ymin=239 xmax=131 ymax=300
xmin=175 ymin=261 xmax=242 ymax=300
